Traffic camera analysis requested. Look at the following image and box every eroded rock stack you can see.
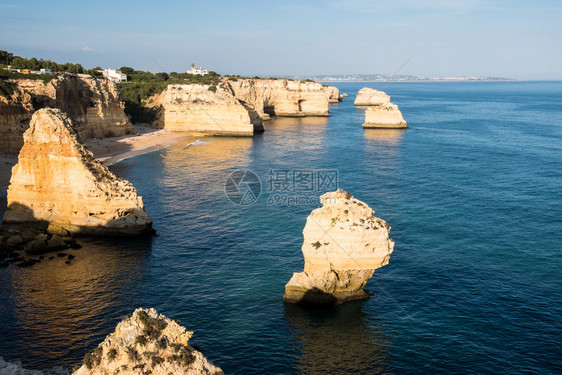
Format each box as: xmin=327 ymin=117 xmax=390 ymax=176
xmin=74 ymin=308 xmax=222 ymax=375
xmin=363 ymin=103 xmax=407 ymax=128
xmin=226 ymin=79 xmax=330 ymax=119
xmin=2 ymin=108 xmax=152 ymax=236
xmin=151 ymin=84 xmax=263 ymax=136
xmin=354 ymin=87 xmax=407 ymax=128
xmin=284 ymin=189 xmax=394 ymax=305
xmin=353 ymin=88 xmax=390 ymax=106
xmin=0 ymin=76 xmax=133 ymax=155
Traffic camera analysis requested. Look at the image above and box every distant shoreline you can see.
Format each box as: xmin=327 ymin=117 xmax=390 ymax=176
xmin=316 ymin=79 xmax=519 ymax=83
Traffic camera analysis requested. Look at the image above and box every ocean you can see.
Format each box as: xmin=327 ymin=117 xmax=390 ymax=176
xmin=0 ymin=81 xmax=560 ymax=374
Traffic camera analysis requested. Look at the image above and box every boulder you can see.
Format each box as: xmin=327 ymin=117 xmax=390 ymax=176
xmin=284 ymin=189 xmax=394 ymax=305
xmin=2 ymin=108 xmax=153 ymax=236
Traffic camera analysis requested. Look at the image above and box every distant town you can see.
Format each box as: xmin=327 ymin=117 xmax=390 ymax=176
xmin=288 ymin=74 xmax=514 ymax=82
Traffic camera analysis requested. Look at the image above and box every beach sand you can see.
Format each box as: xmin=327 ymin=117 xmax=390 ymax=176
xmin=0 ymin=125 xmax=198 ymax=195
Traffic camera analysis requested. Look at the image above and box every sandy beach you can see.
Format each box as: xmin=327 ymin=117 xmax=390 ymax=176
xmin=0 ymin=125 xmax=197 ymax=194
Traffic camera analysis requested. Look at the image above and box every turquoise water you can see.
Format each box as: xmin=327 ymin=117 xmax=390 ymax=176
xmin=1 ymin=81 xmax=561 ymax=374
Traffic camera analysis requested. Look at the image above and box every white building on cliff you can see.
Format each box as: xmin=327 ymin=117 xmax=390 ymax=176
xmin=187 ymin=63 xmax=208 ymax=75
xmin=102 ymin=69 xmax=127 ymax=83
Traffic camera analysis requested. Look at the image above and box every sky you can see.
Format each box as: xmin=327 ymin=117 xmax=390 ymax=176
xmin=1 ymin=0 xmax=561 ymax=79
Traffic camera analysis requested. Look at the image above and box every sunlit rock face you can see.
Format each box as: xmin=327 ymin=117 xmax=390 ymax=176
xmin=74 ymin=308 xmax=223 ymax=375
xmin=2 ymin=108 xmax=152 ymax=236
xmin=0 ymin=76 xmax=133 ymax=155
xmin=226 ymin=79 xmax=330 ymax=119
xmin=363 ymin=103 xmax=407 ymax=128
xmin=324 ymin=85 xmax=343 ymax=103
xmin=151 ymin=84 xmax=263 ymax=136
xmin=284 ymin=189 xmax=394 ymax=305
xmin=353 ymin=88 xmax=391 ymax=106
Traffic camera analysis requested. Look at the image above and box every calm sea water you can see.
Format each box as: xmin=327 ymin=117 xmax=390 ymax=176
xmin=0 ymin=81 xmax=561 ymax=374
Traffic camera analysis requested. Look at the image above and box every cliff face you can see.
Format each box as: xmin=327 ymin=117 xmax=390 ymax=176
xmin=226 ymin=79 xmax=330 ymax=119
xmin=363 ymin=103 xmax=407 ymax=128
xmin=2 ymin=108 xmax=152 ymax=236
xmin=0 ymin=76 xmax=133 ymax=155
xmin=151 ymin=84 xmax=263 ymax=136
xmin=353 ymin=87 xmax=391 ymax=106
xmin=284 ymin=189 xmax=394 ymax=305
xmin=74 ymin=308 xmax=222 ymax=375
xmin=324 ymin=85 xmax=342 ymax=103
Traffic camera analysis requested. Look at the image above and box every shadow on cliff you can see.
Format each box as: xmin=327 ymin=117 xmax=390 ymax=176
xmin=284 ymin=300 xmax=392 ymax=374
xmin=2 ymin=202 xmax=154 ymax=237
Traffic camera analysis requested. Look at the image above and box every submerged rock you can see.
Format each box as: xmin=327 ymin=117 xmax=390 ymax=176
xmin=2 ymin=108 xmax=152 ymax=236
xmin=284 ymin=189 xmax=394 ymax=305
xmin=74 ymin=308 xmax=222 ymax=375
xmin=353 ymin=88 xmax=390 ymax=106
xmin=363 ymin=103 xmax=407 ymax=128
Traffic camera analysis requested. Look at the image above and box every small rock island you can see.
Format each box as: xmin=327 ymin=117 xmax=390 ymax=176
xmin=2 ymin=108 xmax=152 ymax=236
xmin=354 ymin=87 xmax=408 ymax=128
xmin=284 ymin=189 xmax=395 ymax=306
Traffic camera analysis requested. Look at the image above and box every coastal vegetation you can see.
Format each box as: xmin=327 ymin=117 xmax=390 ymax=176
xmin=116 ymin=67 xmax=222 ymax=123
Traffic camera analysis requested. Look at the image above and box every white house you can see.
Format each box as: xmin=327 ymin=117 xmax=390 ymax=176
xmin=103 ymin=68 xmax=127 ymax=83
xmin=187 ymin=63 xmax=208 ymax=76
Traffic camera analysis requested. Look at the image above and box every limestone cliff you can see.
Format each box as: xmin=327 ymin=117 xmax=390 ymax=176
xmin=226 ymin=79 xmax=329 ymax=119
xmin=353 ymin=87 xmax=391 ymax=106
xmin=2 ymin=108 xmax=152 ymax=236
xmin=0 ymin=76 xmax=133 ymax=155
xmin=284 ymin=189 xmax=394 ymax=305
xmin=363 ymin=103 xmax=407 ymax=128
xmin=74 ymin=308 xmax=222 ymax=375
xmin=151 ymin=84 xmax=263 ymax=136
xmin=324 ymin=85 xmax=343 ymax=103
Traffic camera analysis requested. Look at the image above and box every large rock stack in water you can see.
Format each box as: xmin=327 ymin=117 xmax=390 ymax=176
xmin=284 ymin=189 xmax=394 ymax=305
xmin=354 ymin=87 xmax=407 ymax=128
xmin=2 ymin=108 xmax=152 ymax=236
xmin=74 ymin=308 xmax=223 ymax=375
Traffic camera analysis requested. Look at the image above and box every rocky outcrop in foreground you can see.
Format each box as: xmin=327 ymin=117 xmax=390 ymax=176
xmin=151 ymin=84 xmax=263 ymax=136
xmin=0 ymin=76 xmax=133 ymax=155
xmin=284 ymin=189 xmax=394 ymax=305
xmin=2 ymin=108 xmax=152 ymax=236
xmin=226 ymin=79 xmax=330 ymax=119
xmin=353 ymin=88 xmax=390 ymax=106
xmin=74 ymin=308 xmax=222 ymax=375
xmin=363 ymin=103 xmax=407 ymax=128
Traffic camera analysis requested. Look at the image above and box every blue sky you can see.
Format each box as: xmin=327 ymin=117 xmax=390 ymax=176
xmin=1 ymin=0 xmax=561 ymax=79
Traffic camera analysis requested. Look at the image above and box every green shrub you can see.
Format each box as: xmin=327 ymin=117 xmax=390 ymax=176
xmin=311 ymin=241 xmax=322 ymax=249
xmin=208 ymin=85 xmax=217 ymax=92
xmin=107 ymin=348 xmax=118 ymax=361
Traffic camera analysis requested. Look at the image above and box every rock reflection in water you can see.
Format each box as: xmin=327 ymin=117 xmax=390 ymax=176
xmin=363 ymin=129 xmax=406 ymax=144
xmin=284 ymin=302 xmax=391 ymax=374
xmin=0 ymin=237 xmax=152 ymax=370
